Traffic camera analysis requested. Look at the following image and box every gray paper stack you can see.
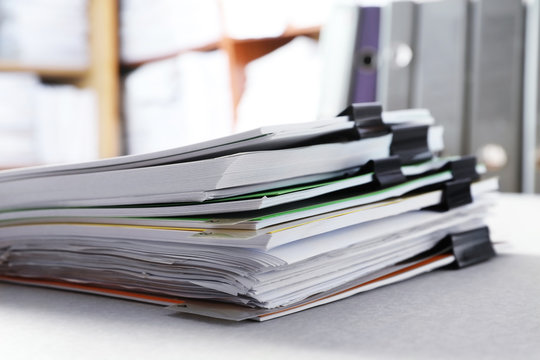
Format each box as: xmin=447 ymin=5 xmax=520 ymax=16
xmin=0 ymin=103 xmax=498 ymax=321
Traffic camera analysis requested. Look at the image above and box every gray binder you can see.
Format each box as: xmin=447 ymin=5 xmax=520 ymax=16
xmin=410 ymin=0 xmax=467 ymax=157
xmin=465 ymin=0 xmax=525 ymax=192
xmin=537 ymin=0 xmax=540 ymax=194
xmin=377 ymin=1 xmax=415 ymax=111
xmin=523 ymin=0 xmax=540 ymax=193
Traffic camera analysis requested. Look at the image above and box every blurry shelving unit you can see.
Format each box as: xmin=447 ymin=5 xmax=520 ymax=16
xmin=0 ymin=0 xmax=321 ymax=162
xmin=221 ymin=25 xmax=320 ymax=118
xmin=77 ymin=0 xmax=121 ymax=158
xmin=120 ymin=13 xmax=320 ymax=123
xmin=122 ymin=42 xmax=222 ymax=69
xmin=221 ymin=26 xmax=320 ymax=118
xmin=0 ymin=0 xmax=121 ymax=161
xmin=0 ymin=63 xmax=88 ymax=79
xmin=118 ymin=0 xmax=323 ymax=155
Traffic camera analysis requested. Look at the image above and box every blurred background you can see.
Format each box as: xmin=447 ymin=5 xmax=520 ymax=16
xmin=0 ymin=0 xmax=538 ymax=193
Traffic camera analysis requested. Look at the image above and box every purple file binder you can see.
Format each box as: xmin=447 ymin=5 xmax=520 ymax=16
xmin=351 ymin=6 xmax=380 ymax=103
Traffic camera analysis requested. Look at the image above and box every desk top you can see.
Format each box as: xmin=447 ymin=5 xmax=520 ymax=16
xmin=2 ymin=193 xmax=539 ymax=360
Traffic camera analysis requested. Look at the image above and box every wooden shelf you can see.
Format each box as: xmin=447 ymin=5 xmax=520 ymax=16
xmin=0 ymin=62 xmax=88 ymax=79
xmin=228 ymin=25 xmax=321 ymax=44
xmin=82 ymin=0 xmax=121 ymax=158
xmin=0 ymin=2 xmax=320 ymax=161
xmin=121 ymin=26 xmax=320 ymax=70
xmin=122 ymin=42 xmax=221 ymax=69
xmin=0 ymin=0 xmax=121 ymax=160
xmin=222 ymin=26 xmax=321 ymax=118
xmin=118 ymin=24 xmax=321 ymax=123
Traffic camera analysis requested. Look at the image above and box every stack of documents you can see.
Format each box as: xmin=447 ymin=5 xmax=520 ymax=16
xmin=0 ymin=103 xmax=497 ymax=321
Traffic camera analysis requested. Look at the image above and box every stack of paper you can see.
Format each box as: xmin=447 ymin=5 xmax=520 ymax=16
xmin=0 ymin=104 xmax=497 ymax=321
xmin=0 ymin=0 xmax=88 ymax=67
xmin=0 ymin=72 xmax=99 ymax=167
xmin=125 ymin=50 xmax=233 ymax=154
xmin=120 ymin=0 xmax=222 ymax=64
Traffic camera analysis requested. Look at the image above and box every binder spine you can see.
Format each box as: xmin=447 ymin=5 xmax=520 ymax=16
xmin=445 ymin=226 xmax=496 ymax=268
xmin=350 ymin=6 xmax=380 ymax=103
xmin=377 ymin=1 xmax=414 ymax=111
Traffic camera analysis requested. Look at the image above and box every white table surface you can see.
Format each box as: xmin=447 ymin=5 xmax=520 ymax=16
xmin=1 ymin=193 xmax=539 ymax=360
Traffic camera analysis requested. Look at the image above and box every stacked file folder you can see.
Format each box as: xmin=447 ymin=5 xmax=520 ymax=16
xmin=0 ymin=103 xmax=497 ymax=321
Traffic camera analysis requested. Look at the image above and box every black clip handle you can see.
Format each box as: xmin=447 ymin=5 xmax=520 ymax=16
xmin=425 ymin=179 xmax=473 ymax=212
xmin=338 ymin=103 xmax=390 ymax=140
xmin=444 ymin=156 xmax=480 ymax=182
xmin=337 ymin=103 xmax=436 ymax=165
xmin=362 ymin=156 xmax=406 ymax=188
xmin=440 ymin=179 xmax=473 ymax=211
xmin=445 ymin=226 xmax=496 ymax=269
xmin=390 ymin=123 xmax=432 ymax=164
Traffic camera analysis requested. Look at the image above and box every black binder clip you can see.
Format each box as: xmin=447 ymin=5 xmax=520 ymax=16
xmin=444 ymin=156 xmax=480 ymax=182
xmin=444 ymin=226 xmax=496 ymax=269
xmin=428 ymin=179 xmax=473 ymax=212
xmin=338 ymin=103 xmax=390 ymax=140
xmin=389 ymin=123 xmax=432 ymax=165
xmin=362 ymin=156 xmax=406 ymax=188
